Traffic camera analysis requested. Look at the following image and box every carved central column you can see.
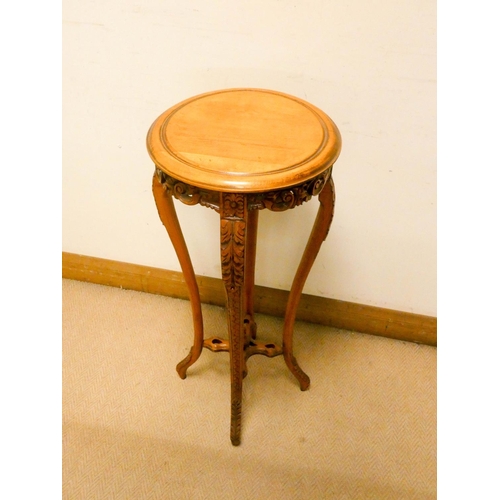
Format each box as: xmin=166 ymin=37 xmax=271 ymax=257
xmin=220 ymin=192 xmax=248 ymax=446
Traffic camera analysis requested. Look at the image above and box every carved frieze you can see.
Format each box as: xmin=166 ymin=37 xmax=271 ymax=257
xmin=155 ymin=166 xmax=333 ymax=214
xmin=248 ymin=167 xmax=332 ymax=211
xmin=155 ymin=168 xmax=220 ymax=212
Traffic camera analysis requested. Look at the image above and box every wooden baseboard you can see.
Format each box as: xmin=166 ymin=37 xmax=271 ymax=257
xmin=62 ymin=252 xmax=437 ymax=346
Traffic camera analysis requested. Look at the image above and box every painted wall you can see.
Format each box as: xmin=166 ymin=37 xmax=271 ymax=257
xmin=63 ymin=0 xmax=436 ymax=316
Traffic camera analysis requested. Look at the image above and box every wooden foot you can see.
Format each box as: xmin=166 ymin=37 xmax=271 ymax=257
xmin=152 ymin=175 xmax=204 ymax=379
xmin=282 ymin=177 xmax=336 ymax=390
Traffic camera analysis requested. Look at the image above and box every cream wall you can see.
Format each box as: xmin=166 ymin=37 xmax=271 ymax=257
xmin=62 ymin=0 xmax=436 ymax=316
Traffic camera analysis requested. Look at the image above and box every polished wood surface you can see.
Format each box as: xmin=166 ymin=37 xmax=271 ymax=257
xmin=152 ymin=177 xmax=204 ymax=379
xmin=148 ymin=89 xmax=342 ymax=445
xmin=282 ymin=177 xmax=335 ymax=391
xmin=147 ymin=88 xmax=341 ymax=192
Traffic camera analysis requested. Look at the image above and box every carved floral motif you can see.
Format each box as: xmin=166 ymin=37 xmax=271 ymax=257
xmin=222 ymin=193 xmax=245 ymax=219
xmin=220 ymin=193 xmax=246 ymax=289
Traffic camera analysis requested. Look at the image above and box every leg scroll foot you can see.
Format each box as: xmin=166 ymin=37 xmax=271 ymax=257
xmin=176 ymin=347 xmax=195 ymax=379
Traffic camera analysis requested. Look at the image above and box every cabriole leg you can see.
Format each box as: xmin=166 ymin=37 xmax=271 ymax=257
xmin=282 ymin=177 xmax=336 ymax=390
xmin=152 ymin=174 xmax=204 ymax=379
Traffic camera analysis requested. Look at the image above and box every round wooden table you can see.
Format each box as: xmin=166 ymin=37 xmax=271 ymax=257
xmin=147 ymin=88 xmax=342 ymax=445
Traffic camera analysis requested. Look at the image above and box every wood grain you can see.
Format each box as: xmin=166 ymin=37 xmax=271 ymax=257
xmin=62 ymin=252 xmax=437 ymax=346
xmin=147 ymin=88 xmax=341 ymax=192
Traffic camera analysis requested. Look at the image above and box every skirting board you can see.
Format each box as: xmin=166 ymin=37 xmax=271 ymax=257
xmin=62 ymin=252 xmax=437 ymax=346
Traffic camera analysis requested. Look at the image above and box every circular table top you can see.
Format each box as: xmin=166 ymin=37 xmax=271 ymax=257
xmin=147 ymin=88 xmax=341 ymax=192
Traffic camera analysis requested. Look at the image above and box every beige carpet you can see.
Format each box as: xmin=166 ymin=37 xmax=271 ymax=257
xmin=63 ymin=279 xmax=436 ymax=499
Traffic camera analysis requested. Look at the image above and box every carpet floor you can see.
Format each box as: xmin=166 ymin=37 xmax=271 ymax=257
xmin=63 ymin=279 xmax=436 ymax=499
